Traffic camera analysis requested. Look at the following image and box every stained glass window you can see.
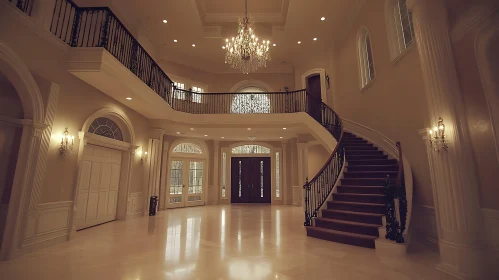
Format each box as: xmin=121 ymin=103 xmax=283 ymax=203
xmin=232 ymin=145 xmax=270 ymax=154
xmin=173 ymin=143 xmax=203 ymax=154
xmin=88 ymin=117 xmax=123 ymax=141
xmin=276 ymin=152 xmax=280 ymax=198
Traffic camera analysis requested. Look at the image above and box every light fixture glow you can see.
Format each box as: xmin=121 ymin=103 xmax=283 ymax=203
xmin=280 ymin=137 xmax=283 ymax=139
xmin=192 ymin=44 xmax=196 ymax=47
xmin=176 ymin=132 xmax=181 ymax=135
xmin=273 ymin=43 xmax=276 ymax=47
xmin=283 ymin=127 xmax=287 ymax=130
xmin=190 ymin=128 xmax=194 ymax=131
xmin=222 ymin=46 xmax=225 ymax=49
xmin=221 ymin=137 xmax=225 ymax=139
xmin=173 ymin=39 xmax=177 ymax=43
xmin=297 ymin=41 xmax=301 ymax=44
xmin=163 ymin=19 xmax=168 ymax=23
xmin=126 ymin=97 xmax=132 ymax=100
xmin=313 ymin=38 xmax=318 ymax=41
xmin=247 ymin=128 xmax=252 ymax=131
xmin=321 ymin=17 xmax=326 ymax=21
xmin=204 ymin=135 xmax=208 ymax=137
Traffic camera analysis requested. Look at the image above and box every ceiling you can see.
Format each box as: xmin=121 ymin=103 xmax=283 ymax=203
xmin=77 ymin=0 xmax=364 ymax=73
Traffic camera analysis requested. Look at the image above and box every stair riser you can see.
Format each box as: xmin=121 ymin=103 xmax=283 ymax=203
xmin=347 ymin=166 xmax=399 ymax=172
xmin=341 ymin=179 xmax=393 ymax=186
xmin=337 ymin=186 xmax=385 ymax=195
xmin=344 ymin=147 xmax=378 ymax=151
xmin=333 ymin=194 xmax=386 ymax=204
xmin=322 ymin=211 xmax=383 ymax=225
xmin=343 ymin=140 xmax=368 ymax=144
xmin=306 ymin=228 xmax=375 ymax=249
xmin=348 ymin=160 xmax=398 ymax=166
xmin=343 ymin=144 xmax=374 ymax=149
xmin=345 ymin=150 xmax=383 ymax=156
xmin=315 ymin=220 xmax=379 ymax=237
xmin=327 ymin=202 xmax=385 ymax=214
xmin=343 ymin=172 xmax=397 ymax=179
xmin=347 ymin=155 xmax=388 ymax=161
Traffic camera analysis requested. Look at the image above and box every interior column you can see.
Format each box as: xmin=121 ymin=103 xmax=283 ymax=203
xmin=408 ymin=0 xmax=486 ymax=278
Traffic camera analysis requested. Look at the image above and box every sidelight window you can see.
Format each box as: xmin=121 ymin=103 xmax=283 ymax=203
xmin=222 ymin=152 xmax=227 ymax=198
xmin=276 ymin=152 xmax=280 ymax=198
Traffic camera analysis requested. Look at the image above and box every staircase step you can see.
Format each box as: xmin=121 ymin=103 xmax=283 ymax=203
xmin=344 ymin=171 xmax=398 ymax=179
xmin=343 ymin=146 xmax=378 ymax=151
xmin=333 ymin=193 xmax=386 ymax=204
xmin=337 ymin=185 xmax=385 ymax=195
xmin=347 ymin=159 xmax=398 ymax=166
xmin=346 ymin=154 xmax=388 ymax=160
xmin=315 ymin=218 xmax=380 ymax=237
xmin=345 ymin=150 xmax=383 ymax=156
xmin=327 ymin=201 xmax=385 ymax=214
xmin=343 ymin=139 xmax=368 ymax=144
xmin=343 ymin=143 xmax=374 ymax=148
xmin=347 ymin=165 xmax=399 ymax=172
xmin=306 ymin=227 xmax=376 ymax=249
xmin=341 ymin=178 xmax=392 ymax=186
xmin=321 ymin=209 xmax=383 ymax=225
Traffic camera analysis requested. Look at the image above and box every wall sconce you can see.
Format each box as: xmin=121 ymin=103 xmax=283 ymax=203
xmin=137 ymin=149 xmax=148 ymax=164
xmin=428 ymin=117 xmax=448 ymax=153
xmin=59 ymin=128 xmax=74 ymax=156
xmin=326 ymin=74 xmax=331 ymax=89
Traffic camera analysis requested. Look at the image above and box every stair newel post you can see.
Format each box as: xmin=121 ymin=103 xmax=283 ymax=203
xmin=303 ymin=177 xmax=311 ymax=226
xmin=384 ymin=175 xmax=398 ymax=241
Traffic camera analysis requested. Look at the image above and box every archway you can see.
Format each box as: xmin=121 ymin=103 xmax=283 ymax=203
xmin=70 ymin=108 xmax=136 ymax=234
xmin=0 ymin=42 xmax=45 ymax=260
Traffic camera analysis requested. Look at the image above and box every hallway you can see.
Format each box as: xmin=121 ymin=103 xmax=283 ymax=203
xmin=0 ymin=205 xmax=456 ymax=280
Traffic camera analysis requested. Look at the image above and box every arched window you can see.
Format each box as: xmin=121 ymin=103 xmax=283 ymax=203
xmin=232 ymin=145 xmax=270 ymax=154
xmin=172 ymin=143 xmax=203 ymax=154
xmin=386 ymin=0 xmax=415 ymax=60
xmin=88 ymin=117 xmax=124 ymax=141
xmin=358 ymin=27 xmax=375 ymax=89
xmin=231 ymin=86 xmax=270 ymax=114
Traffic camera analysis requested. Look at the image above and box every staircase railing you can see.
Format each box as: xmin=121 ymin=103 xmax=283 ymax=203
xmin=384 ymin=142 xmax=408 ymax=243
xmin=7 ymin=0 xmax=32 ymax=15
xmin=303 ymin=96 xmax=344 ymax=226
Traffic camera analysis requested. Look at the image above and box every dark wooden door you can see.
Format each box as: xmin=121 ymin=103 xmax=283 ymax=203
xmin=307 ymin=74 xmax=322 ymax=123
xmin=231 ymin=157 xmax=271 ymax=203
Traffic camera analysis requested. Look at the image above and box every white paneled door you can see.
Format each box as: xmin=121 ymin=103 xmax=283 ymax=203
xmin=76 ymin=144 xmax=122 ymax=230
xmin=167 ymin=159 xmax=205 ymax=208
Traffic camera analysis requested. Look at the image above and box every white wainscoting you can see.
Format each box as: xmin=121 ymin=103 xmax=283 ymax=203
xmin=22 ymin=201 xmax=72 ymax=248
xmin=127 ymin=192 xmax=144 ymax=218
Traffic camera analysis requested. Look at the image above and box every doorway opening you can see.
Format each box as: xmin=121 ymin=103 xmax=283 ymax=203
xmin=231 ymin=157 xmax=271 ymax=203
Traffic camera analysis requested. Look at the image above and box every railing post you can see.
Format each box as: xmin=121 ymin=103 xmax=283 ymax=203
xmin=303 ymin=177 xmax=311 ymax=226
xmin=70 ymin=7 xmax=82 ymax=47
xmin=99 ymin=9 xmax=111 ymax=49
xmin=130 ymin=41 xmax=139 ymax=75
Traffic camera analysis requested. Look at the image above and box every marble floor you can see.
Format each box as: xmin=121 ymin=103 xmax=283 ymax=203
xmin=0 ymin=205 xmax=456 ymax=280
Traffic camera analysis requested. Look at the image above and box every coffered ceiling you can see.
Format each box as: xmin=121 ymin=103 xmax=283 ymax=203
xmin=76 ymin=0 xmax=365 ymax=74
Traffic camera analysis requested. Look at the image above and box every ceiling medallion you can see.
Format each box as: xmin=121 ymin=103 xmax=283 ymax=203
xmin=224 ymin=0 xmax=271 ymax=74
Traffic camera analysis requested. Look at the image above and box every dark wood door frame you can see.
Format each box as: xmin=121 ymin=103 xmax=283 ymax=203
xmin=230 ymin=157 xmax=271 ymax=204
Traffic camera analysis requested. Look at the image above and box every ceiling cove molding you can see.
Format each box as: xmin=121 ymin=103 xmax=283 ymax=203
xmin=450 ymin=4 xmax=499 ymax=43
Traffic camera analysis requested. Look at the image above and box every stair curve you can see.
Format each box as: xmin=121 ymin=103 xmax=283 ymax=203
xmin=306 ymin=132 xmax=398 ymax=249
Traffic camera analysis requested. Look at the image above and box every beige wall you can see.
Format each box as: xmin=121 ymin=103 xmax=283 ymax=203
xmin=307 ymin=144 xmax=329 ymax=180
xmin=331 ymin=1 xmax=433 ymax=207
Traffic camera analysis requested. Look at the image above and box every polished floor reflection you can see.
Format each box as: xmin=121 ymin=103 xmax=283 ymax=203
xmin=0 ymin=205 xmax=456 ymax=280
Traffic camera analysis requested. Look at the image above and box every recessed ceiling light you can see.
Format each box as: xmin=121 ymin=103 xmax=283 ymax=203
xmin=321 ymin=17 xmax=326 ymax=21
xmin=221 ymin=137 xmax=225 ymax=139
xmin=283 ymin=127 xmax=287 ymax=130
xmin=297 ymin=41 xmax=301 ymax=44
xmin=280 ymin=137 xmax=283 ymax=139
xmin=126 ymin=97 xmax=132 ymax=100
xmin=204 ymin=134 xmax=208 ymax=137
xmin=192 ymin=44 xmax=196 ymax=47
xmin=313 ymin=38 xmax=318 ymax=41
xmin=247 ymin=128 xmax=252 ymax=131
xmin=273 ymin=43 xmax=276 ymax=47
xmin=190 ymin=128 xmax=194 ymax=131
xmin=163 ymin=19 xmax=168 ymax=23
xmin=176 ymin=132 xmax=181 ymax=135
xmin=173 ymin=39 xmax=177 ymax=43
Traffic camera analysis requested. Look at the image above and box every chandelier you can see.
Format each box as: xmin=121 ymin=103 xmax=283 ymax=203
xmin=224 ymin=0 xmax=271 ymax=74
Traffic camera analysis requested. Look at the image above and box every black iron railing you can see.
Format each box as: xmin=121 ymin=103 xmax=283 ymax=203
xmin=49 ymin=0 xmax=174 ymax=102
xmin=303 ymin=97 xmax=344 ymax=226
xmin=7 ymin=0 xmax=33 ymax=14
xmin=384 ymin=142 xmax=408 ymax=243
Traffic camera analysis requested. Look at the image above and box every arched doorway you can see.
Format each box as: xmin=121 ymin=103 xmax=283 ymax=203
xmin=71 ymin=108 xmax=136 ymax=231
xmin=165 ymin=140 xmax=207 ymax=208
xmin=0 ymin=72 xmax=24 ymax=252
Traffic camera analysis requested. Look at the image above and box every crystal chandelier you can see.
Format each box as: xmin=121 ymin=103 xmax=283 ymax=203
xmin=224 ymin=0 xmax=271 ymax=74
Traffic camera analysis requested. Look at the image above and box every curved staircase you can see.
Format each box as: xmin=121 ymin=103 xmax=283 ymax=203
xmin=306 ymin=131 xmax=399 ymax=249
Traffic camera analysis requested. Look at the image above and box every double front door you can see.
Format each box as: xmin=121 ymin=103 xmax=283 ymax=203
xmin=167 ymin=159 xmax=205 ymax=208
xmin=231 ymin=157 xmax=271 ymax=203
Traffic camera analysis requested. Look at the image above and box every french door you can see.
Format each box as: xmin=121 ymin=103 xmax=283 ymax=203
xmin=167 ymin=158 xmax=205 ymax=208
xmin=231 ymin=157 xmax=271 ymax=203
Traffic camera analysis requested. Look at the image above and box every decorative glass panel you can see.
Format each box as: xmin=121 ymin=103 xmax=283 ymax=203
xmin=232 ymin=145 xmax=270 ymax=154
xmin=222 ymin=152 xmax=227 ymax=198
xmin=260 ymin=160 xmax=264 ymax=198
xmin=238 ymin=160 xmax=242 ymax=198
xmin=188 ymin=195 xmax=202 ymax=202
xmin=88 ymin=117 xmax=123 ymax=141
xmin=170 ymin=160 xmax=183 ymax=195
xmin=169 ymin=197 xmax=182 ymax=203
xmin=276 ymin=152 xmax=280 ymax=198
xmin=189 ymin=161 xmax=203 ymax=194
xmin=231 ymin=94 xmax=270 ymax=114
xmin=173 ymin=143 xmax=203 ymax=154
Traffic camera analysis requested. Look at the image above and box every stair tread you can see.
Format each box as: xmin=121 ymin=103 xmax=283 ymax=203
xmin=348 ymin=165 xmax=399 ymax=167
xmin=316 ymin=217 xmax=381 ymax=228
xmin=346 ymin=171 xmax=397 ymax=174
xmin=330 ymin=201 xmax=384 ymax=207
xmin=338 ymin=185 xmax=384 ymax=188
xmin=306 ymin=226 xmax=378 ymax=240
xmin=334 ymin=193 xmax=385 ymax=197
xmin=322 ymin=209 xmax=384 ymax=217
